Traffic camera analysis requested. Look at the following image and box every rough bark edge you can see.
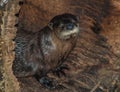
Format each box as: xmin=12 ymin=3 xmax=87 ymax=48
xmin=0 ymin=5 xmax=5 ymax=92
xmin=1 ymin=0 xmax=22 ymax=92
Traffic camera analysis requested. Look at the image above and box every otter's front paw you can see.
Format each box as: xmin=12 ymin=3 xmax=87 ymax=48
xmin=39 ymin=77 xmax=58 ymax=89
xmin=53 ymin=64 xmax=69 ymax=77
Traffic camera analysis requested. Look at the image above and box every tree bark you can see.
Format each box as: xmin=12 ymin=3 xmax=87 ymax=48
xmin=0 ymin=0 xmax=21 ymax=92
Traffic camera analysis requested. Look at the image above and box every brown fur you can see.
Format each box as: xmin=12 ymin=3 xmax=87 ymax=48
xmin=13 ymin=14 xmax=79 ymax=78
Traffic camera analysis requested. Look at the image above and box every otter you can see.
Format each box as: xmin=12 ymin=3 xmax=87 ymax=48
xmin=12 ymin=13 xmax=80 ymax=89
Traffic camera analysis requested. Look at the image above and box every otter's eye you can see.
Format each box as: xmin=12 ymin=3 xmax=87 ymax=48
xmin=66 ymin=23 xmax=74 ymax=30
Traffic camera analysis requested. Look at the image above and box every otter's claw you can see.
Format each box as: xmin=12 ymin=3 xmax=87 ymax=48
xmin=53 ymin=64 xmax=69 ymax=77
xmin=39 ymin=77 xmax=58 ymax=89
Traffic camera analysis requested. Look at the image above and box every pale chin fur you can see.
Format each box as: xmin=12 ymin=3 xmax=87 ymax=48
xmin=59 ymin=26 xmax=80 ymax=40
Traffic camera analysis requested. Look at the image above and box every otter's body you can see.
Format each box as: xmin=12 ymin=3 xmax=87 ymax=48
xmin=13 ymin=14 xmax=80 ymax=82
xmin=13 ymin=27 xmax=76 ymax=77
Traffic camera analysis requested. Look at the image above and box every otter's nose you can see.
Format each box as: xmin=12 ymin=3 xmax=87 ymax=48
xmin=66 ymin=23 xmax=74 ymax=30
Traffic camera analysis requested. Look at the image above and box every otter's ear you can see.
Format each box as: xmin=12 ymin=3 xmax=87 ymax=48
xmin=48 ymin=22 xmax=53 ymax=30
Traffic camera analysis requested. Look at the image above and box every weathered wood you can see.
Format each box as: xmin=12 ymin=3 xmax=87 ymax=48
xmin=0 ymin=0 xmax=22 ymax=92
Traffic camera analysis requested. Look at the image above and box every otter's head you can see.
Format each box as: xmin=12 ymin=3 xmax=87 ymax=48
xmin=48 ymin=13 xmax=80 ymax=40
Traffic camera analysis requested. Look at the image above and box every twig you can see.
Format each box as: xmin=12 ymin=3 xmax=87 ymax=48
xmin=90 ymin=81 xmax=101 ymax=92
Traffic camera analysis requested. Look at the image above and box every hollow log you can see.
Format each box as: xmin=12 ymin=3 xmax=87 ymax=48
xmin=0 ymin=0 xmax=120 ymax=92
